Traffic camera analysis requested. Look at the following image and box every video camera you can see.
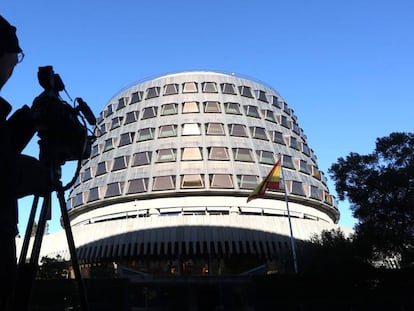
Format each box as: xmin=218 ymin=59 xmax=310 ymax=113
xmin=31 ymin=66 xmax=96 ymax=165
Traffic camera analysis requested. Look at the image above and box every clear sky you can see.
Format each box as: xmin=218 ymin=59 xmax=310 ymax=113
xmin=1 ymin=0 xmax=413 ymax=234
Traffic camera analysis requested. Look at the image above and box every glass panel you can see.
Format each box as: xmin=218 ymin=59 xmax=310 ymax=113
xmin=302 ymin=144 xmax=310 ymax=156
xmin=292 ymin=123 xmax=301 ymax=134
xmin=233 ymin=148 xmax=253 ymax=162
xmin=159 ymin=125 xmax=177 ymax=138
xmin=74 ymin=192 xmax=84 ymax=207
xmin=300 ymin=160 xmax=310 ymax=174
xmin=103 ymin=138 xmax=114 ymax=152
xmin=105 ymin=105 xmax=113 ymax=117
xmin=91 ymin=145 xmax=99 ymax=158
xmin=157 ymin=149 xmax=176 ymax=162
xmin=124 ymin=111 xmax=138 ymax=125
xmin=111 ymin=117 xmax=122 ymax=129
xmin=290 ymin=136 xmax=299 ymax=149
xmin=206 ymin=123 xmax=225 ymax=135
xmin=238 ymin=175 xmax=258 ymax=189
xmin=310 ymin=185 xmax=322 ymax=200
xmin=130 ymin=91 xmax=143 ymax=104
xmin=271 ymin=95 xmax=281 ymax=108
xmin=82 ymin=168 xmax=92 ymax=182
xmin=291 ymin=181 xmax=305 ymax=196
xmin=127 ymin=178 xmax=148 ymax=194
xmin=225 ymin=102 xmax=241 ymax=114
xmin=220 ymin=83 xmax=236 ymax=94
xmin=282 ymin=155 xmax=295 ymax=169
xmin=210 ymin=174 xmax=233 ymax=188
xmin=182 ymin=101 xmax=199 ymax=113
xmin=181 ymin=174 xmax=204 ymax=188
xmin=182 ymin=123 xmax=201 ymax=136
xmin=182 ymin=147 xmax=202 ymax=160
xmin=245 ymin=105 xmax=260 ymax=118
xmin=88 ymin=187 xmax=100 ymax=202
xmin=238 ymin=85 xmax=253 ymax=98
xmin=153 ymin=176 xmax=175 ymax=191
xmin=256 ymin=150 xmax=274 ymax=164
xmin=137 ymin=128 xmax=154 ymax=141
xmin=229 ymin=124 xmax=247 ymax=137
xmin=202 ymin=82 xmax=218 ymax=93
xmin=119 ymin=132 xmax=134 ymax=147
xmin=263 ymin=110 xmax=276 ymax=122
xmin=112 ymin=156 xmax=128 ymax=171
xmin=142 ymin=106 xmax=158 ymax=119
xmin=132 ymin=151 xmax=151 ymax=166
xmin=146 ymin=86 xmax=160 ymax=99
xmin=96 ymin=162 xmax=107 ymax=176
xmin=117 ymin=98 xmax=126 ymax=110
xmin=161 ymin=103 xmax=178 ymax=115
xmin=208 ymin=147 xmax=229 ymax=160
xmin=255 ymin=90 xmax=268 ymax=102
xmin=204 ymin=101 xmax=221 ymax=113
xmin=164 ymin=83 xmax=179 ymax=95
xmin=105 ymin=182 xmax=122 ymax=197
xmin=182 ymin=82 xmax=198 ymax=93
xmin=281 ymin=115 xmax=290 ymax=128
xmin=251 ymin=127 xmax=267 ymax=140
xmin=272 ymin=131 xmax=285 ymax=145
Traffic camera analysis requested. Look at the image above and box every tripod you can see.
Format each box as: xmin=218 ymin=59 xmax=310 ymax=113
xmin=14 ymin=163 xmax=89 ymax=311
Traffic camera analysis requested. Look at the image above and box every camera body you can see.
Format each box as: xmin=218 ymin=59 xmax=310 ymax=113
xmin=31 ymin=66 xmax=95 ymax=165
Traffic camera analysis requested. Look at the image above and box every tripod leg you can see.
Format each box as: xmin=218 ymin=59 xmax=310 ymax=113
xmin=18 ymin=195 xmax=40 ymax=265
xmin=56 ymin=186 xmax=89 ymax=311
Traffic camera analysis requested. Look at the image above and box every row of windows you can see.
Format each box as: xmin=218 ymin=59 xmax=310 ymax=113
xmin=71 ymin=175 xmax=332 ymax=207
xmin=80 ymin=152 xmax=321 ymax=183
xmin=94 ymin=125 xmax=309 ymax=155
xmin=101 ymin=82 xmax=295 ymax=119
xmin=100 ymin=102 xmax=301 ymax=136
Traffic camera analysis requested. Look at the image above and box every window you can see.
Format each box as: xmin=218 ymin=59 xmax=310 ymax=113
xmin=146 ymin=86 xmax=160 ymax=99
xmin=255 ymin=90 xmax=268 ymax=102
xmin=238 ymin=85 xmax=253 ymax=98
xmin=161 ymin=103 xmax=178 ymax=115
xmin=256 ymin=150 xmax=274 ymax=164
xmin=282 ymin=155 xmax=295 ymax=169
xmin=203 ymin=101 xmax=221 ymax=113
xmin=119 ymin=132 xmax=135 ymax=147
xmin=127 ymin=178 xmax=148 ymax=194
xmin=228 ymin=124 xmax=247 ymax=137
xmin=270 ymin=96 xmax=281 ymax=109
xmin=112 ymin=156 xmax=129 ymax=171
xmin=103 ymin=138 xmax=115 ymax=152
xmin=310 ymin=185 xmax=322 ymax=200
xmin=156 ymin=149 xmax=177 ymax=162
xmin=238 ymin=175 xmax=258 ymax=189
xmin=210 ymin=174 xmax=233 ymax=188
xmin=116 ymin=97 xmax=127 ymax=110
xmin=290 ymin=136 xmax=299 ymax=150
xmin=136 ymin=128 xmax=155 ymax=141
xmin=220 ymin=83 xmax=236 ymax=94
xmin=263 ymin=110 xmax=276 ymax=122
xmin=130 ymin=91 xmax=143 ymax=104
xmin=163 ymin=83 xmax=179 ymax=95
xmin=182 ymin=123 xmax=201 ymax=136
xmin=182 ymin=82 xmax=198 ymax=93
xmin=281 ymin=115 xmax=290 ymax=128
xmin=225 ymin=102 xmax=241 ymax=114
xmin=91 ymin=144 xmax=100 ymax=158
xmin=208 ymin=147 xmax=229 ymax=160
xmin=96 ymin=161 xmax=108 ymax=176
xmin=324 ymin=191 xmax=333 ymax=205
xmin=233 ymin=148 xmax=254 ymax=162
xmin=110 ymin=117 xmax=123 ymax=130
xmin=299 ymin=160 xmax=310 ymax=174
xmin=182 ymin=147 xmax=202 ymax=160
xmin=73 ymin=192 xmax=84 ymax=207
xmin=142 ymin=106 xmax=158 ymax=119
xmin=158 ymin=125 xmax=177 ymax=138
xmin=105 ymin=105 xmax=113 ymax=117
xmin=291 ymin=181 xmax=305 ymax=196
xmin=292 ymin=123 xmax=301 ymax=135
xmin=283 ymin=102 xmax=291 ymax=115
xmin=105 ymin=182 xmax=123 ymax=198
xmin=250 ymin=127 xmax=267 ymax=140
xmin=153 ymin=176 xmax=175 ymax=191
xmin=124 ymin=111 xmax=139 ymax=125
xmin=206 ymin=123 xmax=225 ymax=135
xmin=272 ymin=131 xmax=285 ymax=145
xmin=82 ymin=168 xmax=92 ymax=182
xmin=244 ymin=105 xmax=260 ymax=118
xmin=302 ymin=144 xmax=310 ymax=156
xmin=312 ymin=166 xmax=322 ymax=180
xmin=182 ymin=101 xmax=199 ymax=113
xmin=202 ymin=82 xmax=218 ymax=93
xmin=181 ymin=174 xmax=204 ymax=188
xmin=87 ymin=187 xmax=101 ymax=202
xmin=132 ymin=151 xmax=152 ymax=166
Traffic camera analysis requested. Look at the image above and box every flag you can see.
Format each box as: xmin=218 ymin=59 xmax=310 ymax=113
xmin=247 ymin=159 xmax=282 ymax=203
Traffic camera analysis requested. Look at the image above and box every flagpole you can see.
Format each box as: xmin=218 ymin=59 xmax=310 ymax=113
xmin=280 ymin=164 xmax=299 ymax=273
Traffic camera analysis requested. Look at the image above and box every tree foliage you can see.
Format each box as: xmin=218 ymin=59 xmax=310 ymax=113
xmin=329 ymin=132 xmax=414 ymax=265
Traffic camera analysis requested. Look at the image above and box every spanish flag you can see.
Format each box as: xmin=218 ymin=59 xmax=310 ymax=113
xmin=247 ymin=159 xmax=282 ymax=203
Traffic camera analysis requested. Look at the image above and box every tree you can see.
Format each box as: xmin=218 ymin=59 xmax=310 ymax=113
xmin=329 ymin=132 xmax=414 ymax=266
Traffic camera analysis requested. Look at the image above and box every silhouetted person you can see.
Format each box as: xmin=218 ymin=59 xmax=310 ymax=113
xmin=0 ymin=15 xmax=51 ymax=310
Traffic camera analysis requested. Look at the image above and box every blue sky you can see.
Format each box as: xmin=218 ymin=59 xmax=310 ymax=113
xmin=2 ymin=0 xmax=413 ymax=234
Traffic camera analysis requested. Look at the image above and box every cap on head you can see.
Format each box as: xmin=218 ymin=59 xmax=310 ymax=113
xmin=0 ymin=15 xmax=22 ymax=56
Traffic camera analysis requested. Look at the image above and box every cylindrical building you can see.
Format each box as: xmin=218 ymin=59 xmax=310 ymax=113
xmin=18 ymin=71 xmax=345 ymax=275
